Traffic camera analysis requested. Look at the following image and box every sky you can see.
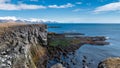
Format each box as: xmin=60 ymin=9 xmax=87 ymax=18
xmin=0 ymin=0 xmax=120 ymax=23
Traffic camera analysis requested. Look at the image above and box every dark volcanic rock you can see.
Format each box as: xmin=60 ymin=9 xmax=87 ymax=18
xmin=91 ymin=41 xmax=109 ymax=45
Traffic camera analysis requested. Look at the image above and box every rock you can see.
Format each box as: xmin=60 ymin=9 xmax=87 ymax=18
xmin=91 ymin=36 xmax=106 ymax=41
xmin=98 ymin=57 xmax=120 ymax=68
xmin=91 ymin=41 xmax=109 ymax=45
xmin=82 ymin=56 xmax=88 ymax=68
xmin=51 ymin=63 xmax=66 ymax=68
xmin=71 ymin=59 xmax=76 ymax=65
xmin=83 ymin=36 xmax=110 ymax=45
xmin=0 ymin=24 xmax=48 ymax=68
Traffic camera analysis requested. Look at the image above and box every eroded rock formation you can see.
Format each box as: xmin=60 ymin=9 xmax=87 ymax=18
xmin=0 ymin=24 xmax=47 ymax=68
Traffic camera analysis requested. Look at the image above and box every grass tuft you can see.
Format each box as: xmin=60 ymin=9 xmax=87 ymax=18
xmin=0 ymin=22 xmax=25 ymax=35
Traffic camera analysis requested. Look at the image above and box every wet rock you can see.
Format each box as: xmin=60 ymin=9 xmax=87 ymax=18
xmin=82 ymin=56 xmax=89 ymax=68
xmin=83 ymin=36 xmax=110 ymax=45
xmin=70 ymin=59 xmax=76 ymax=65
xmin=98 ymin=57 xmax=120 ymax=68
xmin=83 ymin=56 xmax=87 ymax=60
xmin=91 ymin=41 xmax=109 ymax=45
xmin=51 ymin=63 xmax=66 ymax=68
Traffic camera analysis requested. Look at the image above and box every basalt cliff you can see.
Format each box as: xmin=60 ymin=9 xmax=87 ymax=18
xmin=0 ymin=24 xmax=48 ymax=68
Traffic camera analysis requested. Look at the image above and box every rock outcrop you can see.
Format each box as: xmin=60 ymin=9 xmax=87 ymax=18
xmin=0 ymin=24 xmax=47 ymax=68
xmin=98 ymin=57 xmax=120 ymax=68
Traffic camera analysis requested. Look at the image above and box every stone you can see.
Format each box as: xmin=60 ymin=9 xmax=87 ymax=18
xmin=98 ymin=57 xmax=120 ymax=68
xmin=0 ymin=24 xmax=47 ymax=68
xmin=51 ymin=63 xmax=66 ymax=68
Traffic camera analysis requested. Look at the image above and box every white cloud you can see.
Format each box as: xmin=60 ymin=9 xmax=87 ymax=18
xmin=0 ymin=0 xmax=74 ymax=10
xmin=30 ymin=0 xmax=38 ymax=2
xmin=0 ymin=4 xmax=46 ymax=10
xmin=72 ymin=9 xmax=81 ymax=12
xmin=48 ymin=3 xmax=74 ymax=8
xmin=76 ymin=2 xmax=82 ymax=5
xmin=0 ymin=0 xmax=46 ymax=10
xmin=18 ymin=4 xmax=46 ymax=10
xmin=0 ymin=16 xmax=17 ymax=20
xmin=94 ymin=2 xmax=120 ymax=13
xmin=0 ymin=0 xmax=10 ymax=3
xmin=0 ymin=4 xmax=18 ymax=10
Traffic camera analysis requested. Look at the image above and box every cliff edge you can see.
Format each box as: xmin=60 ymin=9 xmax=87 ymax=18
xmin=0 ymin=24 xmax=47 ymax=68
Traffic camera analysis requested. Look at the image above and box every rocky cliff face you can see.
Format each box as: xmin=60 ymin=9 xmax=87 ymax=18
xmin=0 ymin=24 xmax=47 ymax=68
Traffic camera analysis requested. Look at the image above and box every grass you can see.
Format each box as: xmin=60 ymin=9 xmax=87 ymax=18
xmin=30 ymin=44 xmax=46 ymax=64
xmin=0 ymin=22 xmax=24 ymax=28
xmin=49 ymin=38 xmax=82 ymax=47
xmin=0 ymin=22 xmax=25 ymax=35
xmin=49 ymin=39 xmax=70 ymax=47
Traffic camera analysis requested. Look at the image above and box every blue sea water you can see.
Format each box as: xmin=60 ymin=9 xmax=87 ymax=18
xmin=47 ymin=23 xmax=120 ymax=68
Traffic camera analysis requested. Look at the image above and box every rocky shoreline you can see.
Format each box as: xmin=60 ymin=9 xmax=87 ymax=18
xmin=1 ymin=24 xmax=119 ymax=68
xmin=47 ymin=32 xmax=110 ymax=68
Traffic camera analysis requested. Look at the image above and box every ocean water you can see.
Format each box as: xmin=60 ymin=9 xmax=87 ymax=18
xmin=47 ymin=23 xmax=120 ymax=68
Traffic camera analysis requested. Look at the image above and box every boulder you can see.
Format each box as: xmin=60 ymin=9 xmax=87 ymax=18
xmin=51 ymin=63 xmax=65 ymax=68
xmin=98 ymin=57 xmax=120 ymax=68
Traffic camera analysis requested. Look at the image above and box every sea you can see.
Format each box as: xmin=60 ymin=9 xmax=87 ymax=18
xmin=47 ymin=23 xmax=120 ymax=68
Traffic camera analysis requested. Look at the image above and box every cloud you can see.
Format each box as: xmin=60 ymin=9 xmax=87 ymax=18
xmin=0 ymin=0 xmax=74 ymax=10
xmin=0 ymin=4 xmax=46 ymax=10
xmin=18 ymin=4 xmax=46 ymax=10
xmin=76 ymin=2 xmax=82 ymax=5
xmin=0 ymin=0 xmax=46 ymax=10
xmin=0 ymin=16 xmax=17 ymax=20
xmin=48 ymin=3 xmax=74 ymax=8
xmin=72 ymin=9 xmax=81 ymax=12
xmin=0 ymin=0 xmax=10 ymax=3
xmin=94 ymin=2 xmax=120 ymax=13
xmin=30 ymin=0 xmax=38 ymax=2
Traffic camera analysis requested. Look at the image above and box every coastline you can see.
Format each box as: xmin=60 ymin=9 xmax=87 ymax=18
xmin=0 ymin=23 xmax=120 ymax=68
xmin=47 ymin=32 xmax=109 ymax=68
